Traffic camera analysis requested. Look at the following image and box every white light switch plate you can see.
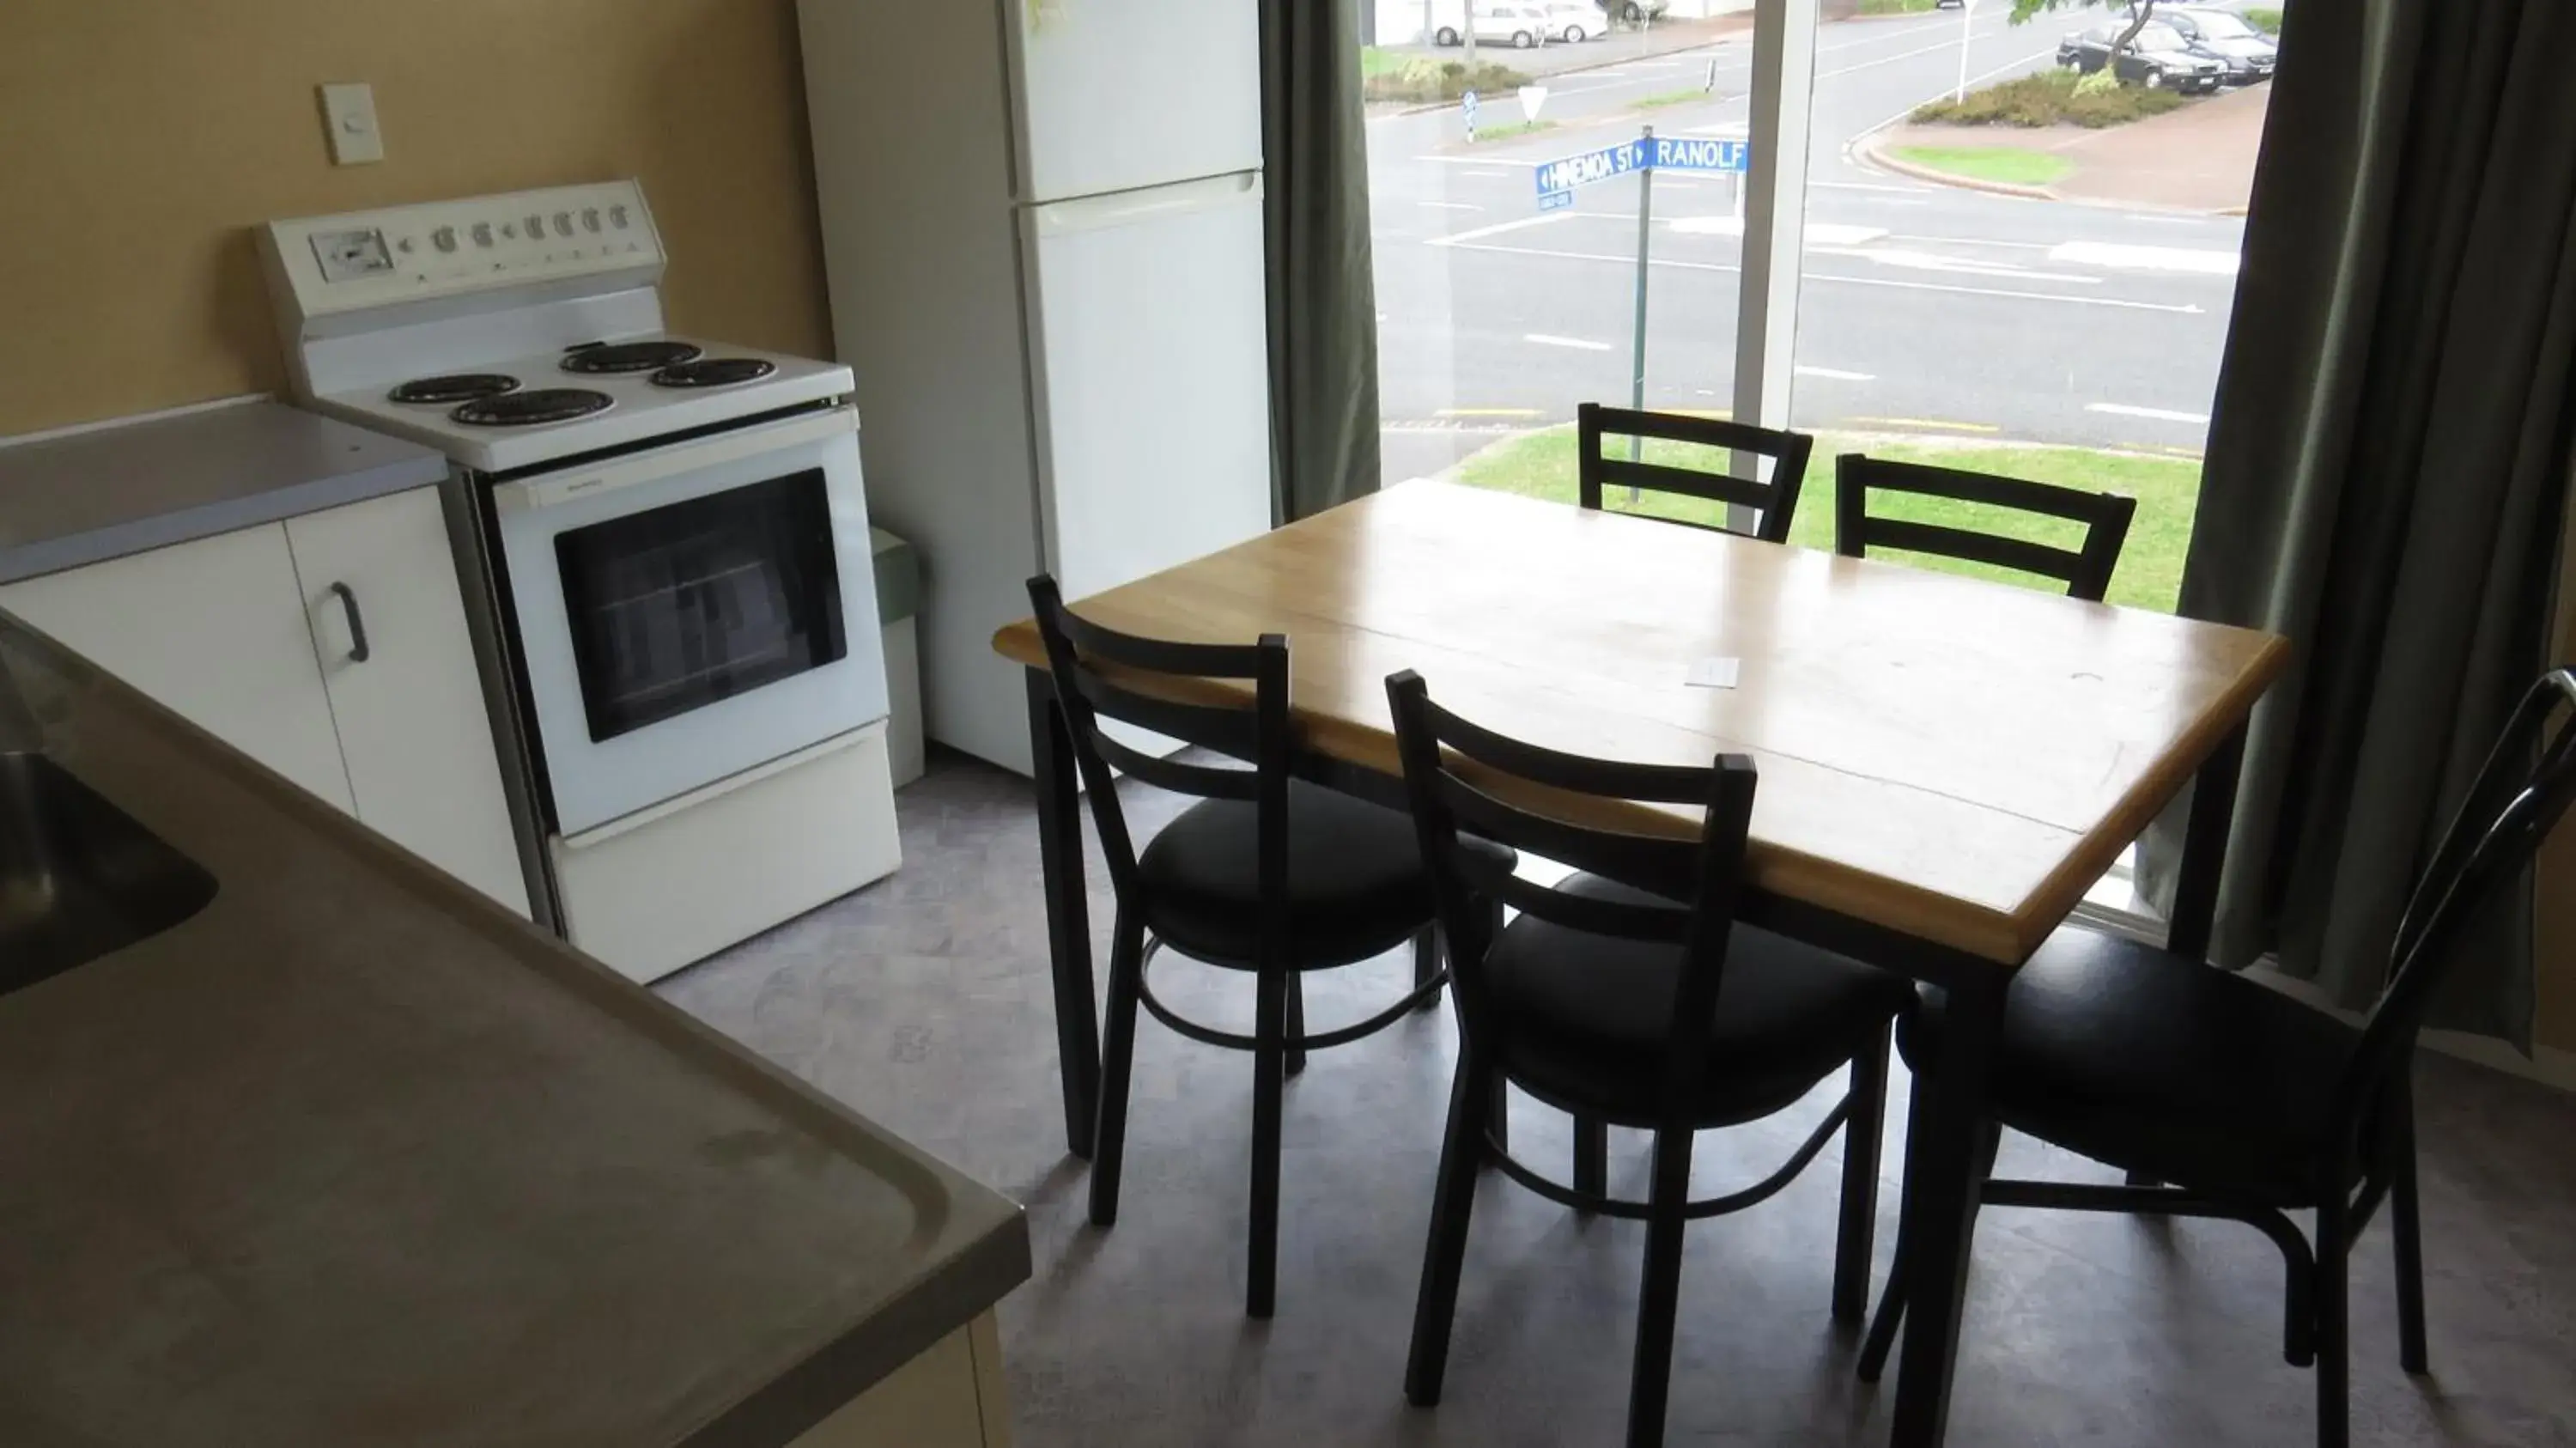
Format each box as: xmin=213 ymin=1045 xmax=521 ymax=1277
xmin=319 ymin=82 xmax=383 ymax=165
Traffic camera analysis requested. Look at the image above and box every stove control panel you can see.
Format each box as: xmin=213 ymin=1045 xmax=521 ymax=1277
xmin=262 ymin=180 xmax=663 ymax=323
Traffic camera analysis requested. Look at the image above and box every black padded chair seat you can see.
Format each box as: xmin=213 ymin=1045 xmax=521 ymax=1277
xmin=1139 ymin=781 xmax=1503 ymax=969
xmin=1485 ymin=873 xmax=1911 ymax=1126
xmin=1900 ymin=926 xmax=2363 ymax=1205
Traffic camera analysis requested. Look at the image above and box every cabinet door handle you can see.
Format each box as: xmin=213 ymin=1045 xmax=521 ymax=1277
xmin=327 ymin=581 xmax=372 ymax=663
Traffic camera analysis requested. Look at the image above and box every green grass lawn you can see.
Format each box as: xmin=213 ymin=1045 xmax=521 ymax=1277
xmin=1889 ymin=145 xmax=2075 ymax=187
xmin=1450 ymin=424 xmax=2203 ymax=613
xmin=1634 ymin=87 xmax=1715 ymax=110
xmin=1857 ymin=0 xmax=1943 ymax=12
xmin=1472 ymin=119 xmax=1560 ymax=143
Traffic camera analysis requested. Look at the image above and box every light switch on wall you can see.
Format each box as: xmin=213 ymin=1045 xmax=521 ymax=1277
xmin=318 ymin=82 xmax=383 ymax=165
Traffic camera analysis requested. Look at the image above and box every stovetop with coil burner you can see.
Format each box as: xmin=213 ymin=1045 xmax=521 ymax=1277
xmin=322 ymin=337 xmax=851 ymax=471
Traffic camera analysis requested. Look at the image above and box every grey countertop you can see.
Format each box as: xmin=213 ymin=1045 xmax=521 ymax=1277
xmin=0 ymin=400 xmax=450 ymax=584
xmin=0 ymin=618 xmax=1030 ymax=1446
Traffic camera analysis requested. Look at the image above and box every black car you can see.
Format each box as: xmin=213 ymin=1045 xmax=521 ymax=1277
xmin=2153 ymin=5 xmax=2279 ymax=84
xmin=2057 ymin=21 xmax=2227 ymax=94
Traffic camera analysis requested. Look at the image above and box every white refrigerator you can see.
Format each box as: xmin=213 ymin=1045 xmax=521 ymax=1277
xmin=799 ymin=0 xmax=1276 ymax=774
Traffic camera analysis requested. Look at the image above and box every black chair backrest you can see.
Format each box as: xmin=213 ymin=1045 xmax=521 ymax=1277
xmin=1026 ymin=575 xmax=1291 ymax=941
xmin=1577 ymin=403 xmax=1814 ymax=545
xmin=1386 ymin=668 xmax=1759 ymax=1106
xmin=1834 ymin=453 xmax=2137 ymax=603
xmin=2336 ymin=669 xmax=2576 ymax=1144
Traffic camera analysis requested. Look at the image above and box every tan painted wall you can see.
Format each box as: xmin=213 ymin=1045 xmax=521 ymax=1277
xmin=2537 ymin=508 xmax=2576 ymax=1052
xmin=0 ymin=0 xmax=831 ymax=437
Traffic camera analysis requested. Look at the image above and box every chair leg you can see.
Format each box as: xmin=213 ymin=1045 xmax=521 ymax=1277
xmin=1406 ymin=1054 xmax=1497 ymax=1406
xmin=1626 ymin=1122 xmax=1697 ymax=1447
xmin=1247 ymin=965 xmax=1290 ymax=1318
xmin=1857 ymin=1068 xmax=1929 ymax=1384
xmin=1574 ymin=1116 xmax=1610 ymax=1205
xmin=1285 ymin=972 xmax=1308 ymax=1079
xmin=2315 ymin=1193 xmax=2350 ymax=1448
xmin=2389 ymin=1072 xmax=2428 ymax=1375
xmin=1488 ymin=1073 xmax=1511 ymax=1159
xmin=1086 ymin=913 xmax=1147 ymax=1228
xmin=1413 ymin=923 xmax=1443 ymax=1012
xmin=1834 ymin=1025 xmax=1893 ymax=1323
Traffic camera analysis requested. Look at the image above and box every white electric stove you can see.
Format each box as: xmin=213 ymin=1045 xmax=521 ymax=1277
xmin=261 ymin=180 xmax=902 ymax=983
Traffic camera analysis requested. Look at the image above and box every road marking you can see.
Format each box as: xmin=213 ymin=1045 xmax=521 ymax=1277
xmin=1413 ymin=154 xmax=1541 ymax=167
xmin=1432 ymin=237 xmax=2210 ymax=313
xmin=1462 ymin=168 xmax=1516 ymax=179
xmin=1418 ymin=200 xmax=1483 ymax=211
xmin=1795 ymin=366 xmax=1876 ymax=382
xmin=2049 ymin=241 xmax=2241 ymax=276
xmin=2087 ymin=403 xmax=2211 ymax=424
xmin=1666 ymin=216 xmax=1893 ymax=247
xmin=1525 ymin=333 xmax=1615 ymax=351
xmin=1437 ymin=407 xmax=1545 ymax=418
xmin=1430 ymin=212 xmax=1577 ymax=246
xmin=1849 ymin=417 xmax=2003 ymax=434
xmin=1885 ymin=234 xmax=2053 ymax=249
xmin=1819 ymin=246 xmax=2102 ymax=284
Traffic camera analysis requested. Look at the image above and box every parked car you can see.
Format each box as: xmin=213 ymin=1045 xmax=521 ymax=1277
xmin=2057 ymin=21 xmax=2227 ymax=93
xmin=2151 ymin=5 xmax=2279 ymax=83
xmin=1546 ymin=2 xmax=1604 ymax=41
xmin=1595 ymin=0 xmax=1672 ymax=23
xmin=1431 ymin=2 xmax=1555 ymax=48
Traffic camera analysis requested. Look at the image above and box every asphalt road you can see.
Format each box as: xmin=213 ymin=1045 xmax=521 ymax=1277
xmin=1370 ymin=8 xmax=2253 ymax=481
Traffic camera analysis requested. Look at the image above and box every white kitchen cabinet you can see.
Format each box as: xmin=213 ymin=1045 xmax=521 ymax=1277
xmin=0 ymin=522 xmax=356 ymax=812
xmin=787 ymin=1312 xmax=1012 ymax=1448
xmin=283 ymin=488 xmax=528 ymax=914
xmin=0 ymin=487 xmax=531 ymax=917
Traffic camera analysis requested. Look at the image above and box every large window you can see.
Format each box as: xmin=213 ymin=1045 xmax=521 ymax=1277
xmin=1358 ymin=0 xmax=2275 ymax=614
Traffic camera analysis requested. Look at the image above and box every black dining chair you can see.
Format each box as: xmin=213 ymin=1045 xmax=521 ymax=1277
xmin=1857 ymin=669 xmax=2576 ymax=1448
xmin=1578 ymin=403 xmax=1814 ymax=544
xmin=1027 ymin=575 xmax=1490 ymax=1319
xmin=1388 ymin=669 xmax=1911 ymax=1447
xmin=1834 ymin=453 xmax=2137 ymax=602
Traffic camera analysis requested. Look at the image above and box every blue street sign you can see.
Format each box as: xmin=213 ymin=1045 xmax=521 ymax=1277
xmin=1532 ymin=136 xmax=1747 ymax=210
xmin=1651 ymin=136 xmax=1750 ymax=173
xmin=1532 ymin=139 xmax=1649 ymax=207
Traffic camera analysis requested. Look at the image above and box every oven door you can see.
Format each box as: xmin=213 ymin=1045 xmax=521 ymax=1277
xmin=493 ymin=407 xmax=886 ymax=837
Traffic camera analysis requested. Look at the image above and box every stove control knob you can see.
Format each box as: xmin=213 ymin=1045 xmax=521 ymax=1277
xmin=470 ymin=222 xmax=495 ymax=247
xmin=609 ymin=204 xmax=630 ymax=229
xmin=431 ymin=225 xmax=457 ymax=253
xmin=552 ymin=211 xmax=574 ymax=238
xmin=582 ymin=207 xmax=602 ymax=233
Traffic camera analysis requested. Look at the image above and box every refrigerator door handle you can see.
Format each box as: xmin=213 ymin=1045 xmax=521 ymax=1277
xmin=1027 ymin=172 xmax=1263 ymax=238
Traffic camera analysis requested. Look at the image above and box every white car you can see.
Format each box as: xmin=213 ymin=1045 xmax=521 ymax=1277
xmin=1546 ymin=2 xmax=1603 ymax=41
xmin=1431 ymin=3 xmax=1555 ymax=48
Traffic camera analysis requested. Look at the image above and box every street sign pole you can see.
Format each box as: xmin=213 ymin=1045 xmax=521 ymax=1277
xmin=1956 ymin=0 xmax=1973 ymax=100
xmin=1629 ymin=125 xmax=1656 ymax=478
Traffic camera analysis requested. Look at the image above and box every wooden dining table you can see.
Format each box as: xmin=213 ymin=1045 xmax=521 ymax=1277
xmin=991 ymin=478 xmax=2288 ymax=1448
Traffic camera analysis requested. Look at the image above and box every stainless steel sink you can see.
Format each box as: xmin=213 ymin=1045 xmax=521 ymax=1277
xmin=0 ymin=752 xmax=216 ymax=998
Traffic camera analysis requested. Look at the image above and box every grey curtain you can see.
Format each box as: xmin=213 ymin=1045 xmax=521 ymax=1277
xmin=1260 ymin=0 xmax=1382 ymax=522
xmin=2143 ymin=0 xmax=2576 ymax=1045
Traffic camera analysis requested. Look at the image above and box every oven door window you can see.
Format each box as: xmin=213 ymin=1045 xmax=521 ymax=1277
xmin=554 ymin=468 xmax=847 ymax=742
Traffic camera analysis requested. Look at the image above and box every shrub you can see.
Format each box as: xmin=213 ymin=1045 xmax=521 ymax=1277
xmin=2242 ymin=6 xmax=2282 ymax=34
xmin=1362 ymin=58 xmax=1532 ymax=105
xmin=1911 ymin=67 xmax=2189 ymax=128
